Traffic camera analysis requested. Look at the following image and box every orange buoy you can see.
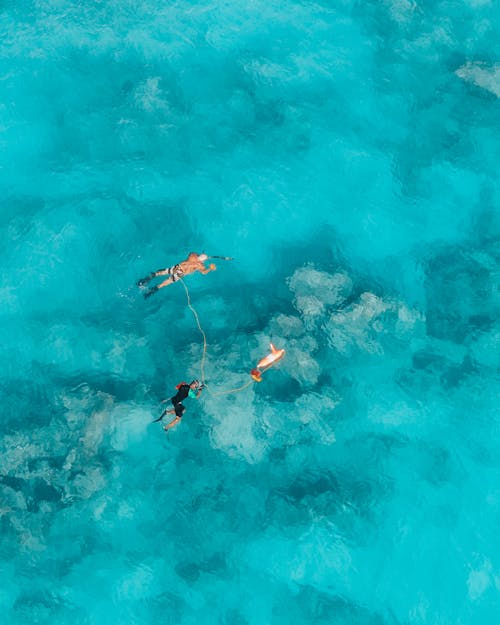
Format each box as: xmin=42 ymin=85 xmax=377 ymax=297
xmin=257 ymin=343 xmax=286 ymax=370
xmin=249 ymin=343 xmax=285 ymax=382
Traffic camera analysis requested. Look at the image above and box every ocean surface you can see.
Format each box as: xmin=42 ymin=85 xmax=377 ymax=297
xmin=1 ymin=0 xmax=499 ymax=623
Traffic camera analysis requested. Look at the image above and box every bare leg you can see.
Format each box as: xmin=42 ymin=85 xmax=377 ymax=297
xmin=157 ymin=277 xmax=175 ymax=289
xmin=145 ymin=282 xmax=166 ymax=298
xmin=144 ymin=276 xmax=176 ymax=298
xmin=164 ymin=416 xmax=181 ymax=432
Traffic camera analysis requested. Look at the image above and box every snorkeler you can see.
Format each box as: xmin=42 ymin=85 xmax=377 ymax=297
xmin=138 ymin=253 xmax=216 ymax=298
xmin=153 ymin=380 xmax=205 ymax=431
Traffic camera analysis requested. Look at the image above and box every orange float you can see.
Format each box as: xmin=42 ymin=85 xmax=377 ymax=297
xmin=250 ymin=343 xmax=286 ymax=382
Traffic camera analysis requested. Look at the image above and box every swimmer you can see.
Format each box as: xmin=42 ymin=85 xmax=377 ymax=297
xmin=153 ymin=380 xmax=205 ymax=431
xmin=138 ymin=253 xmax=216 ymax=298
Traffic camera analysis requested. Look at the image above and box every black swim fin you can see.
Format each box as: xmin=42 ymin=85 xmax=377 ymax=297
xmin=144 ymin=285 xmax=159 ymax=299
xmin=137 ymin=272 xmax=156 ymax=287
xmin=152 ymin=411 xmax=166 ymax=423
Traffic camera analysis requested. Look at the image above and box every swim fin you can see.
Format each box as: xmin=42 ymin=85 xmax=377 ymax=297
xmin=144 ymin=285 xmax=159 ymax=298
xmin=137 ymin=272 xmax=156 ymax=287
xmin=152 ymin=411 xmax=166 ymax=423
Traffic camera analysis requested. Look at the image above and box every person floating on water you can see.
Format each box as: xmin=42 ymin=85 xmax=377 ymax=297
xmin=138 ymin=253 xmax=217 ymax=298
xmin=153 ymin=380 xmax=205 ymax=432
xmin=250 ymin=343 xmax=286 ymax=382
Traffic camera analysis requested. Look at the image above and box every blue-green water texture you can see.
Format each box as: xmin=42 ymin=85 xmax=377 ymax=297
xmin=1 ymin=0 xmax=500 ymax=623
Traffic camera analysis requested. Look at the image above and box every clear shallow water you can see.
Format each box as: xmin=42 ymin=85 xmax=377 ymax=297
xmin=1 ymin=0 xmax=499 ymax=623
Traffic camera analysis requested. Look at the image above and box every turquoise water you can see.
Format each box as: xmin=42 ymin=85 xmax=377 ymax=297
xmin=1 ymin=0 xmax=500 ymax=623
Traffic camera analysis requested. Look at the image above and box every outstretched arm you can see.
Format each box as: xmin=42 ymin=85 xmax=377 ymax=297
xmin=198 ymin=263 xmax=216 ymax=275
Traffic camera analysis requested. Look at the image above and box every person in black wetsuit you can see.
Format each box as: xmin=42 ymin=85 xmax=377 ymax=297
xmin=153 ymin=380 xmax=204 ymax=431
